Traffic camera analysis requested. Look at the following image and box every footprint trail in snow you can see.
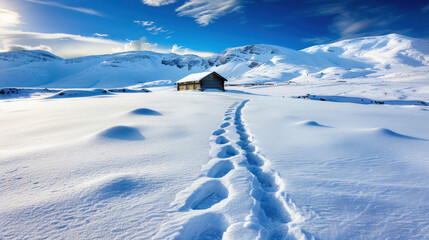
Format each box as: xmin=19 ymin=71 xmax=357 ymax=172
xmin=154 ymin=100 xmax=309 ymax=240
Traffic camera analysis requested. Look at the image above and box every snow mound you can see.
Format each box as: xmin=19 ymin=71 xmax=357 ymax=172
xmin=130 ymin=108 xmax=162 ymax=116
xmin=0 ymin=87 xmax=60 ymax=99
xmin=48 ymin=89 xmax=113 ymax=98
xmin=361 ymin=127 xmax=427 ymax=140
xmin=295 ymin=94 xmax=429 ymax=106
xmin=97 ymin=126 xmax=144 ymax=141
xmin=293 ymin=120 xmax=330 ymax=128
xmin=84 ymin=175 xmax=145 ymax=200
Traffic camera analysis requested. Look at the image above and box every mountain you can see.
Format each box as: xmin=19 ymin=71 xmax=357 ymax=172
xmin=303 ymin=33 xmax=429 ymax=69
xmin=0 ymin=34 xmax=428 ymax=88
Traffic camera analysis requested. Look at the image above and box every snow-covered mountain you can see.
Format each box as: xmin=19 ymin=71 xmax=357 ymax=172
xmin=0 ymin=34 xmax=428 ymax=88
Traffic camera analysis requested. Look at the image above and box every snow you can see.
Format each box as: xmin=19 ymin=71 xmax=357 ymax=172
xmin=1 ymin=34 xmax=428 ymax=88
xmin=1 ymin=86 xmax=428 ymax=239
xmin=0 ymin=90 xmax=235 ymax=239
xmin=1 ymin=33 xmax=429 ymax=239
xmin=176 ymin=71 xmax=213 ymax=83
xmin=242 ymin=95 xmax=429 ymax=239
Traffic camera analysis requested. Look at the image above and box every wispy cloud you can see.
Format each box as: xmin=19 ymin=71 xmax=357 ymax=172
xmin=1 ymin=43 xmax=52 ymax=52
xmin=176 ymin=0 xmax=242 ymax=26
xmin=0 ymin=28 xmax=123 ymax=58
xmin=26 ymin=0 xmax=103 ymax=17
xmin=94 ymin=33 xmax=109 ymax=38
xmin=262 ymin=23 xmax=283 ymax=29
xmin=146 ymin=26 xmax=168 ymax=35
xmin=302 ymin=37 xmax=331 ymax=45
xmin=140 ymin=0 xmax=243 ymax=26
xmin=142 ymin=0 xmax=177 ymax=7
xmin=423 ymin=4 xmax=429 ymax=13
xmin=0 ymin=8 xmax=21 ymax=27
xmin=0 ymin=28 xmax=213 ymax=58
xmin=301 ymin=0 xmax=402 ymax=39
xmin=134 ymin=20 xmax=170 ymax=35
xmin=134 ymin=20 xmax=154 ymax=26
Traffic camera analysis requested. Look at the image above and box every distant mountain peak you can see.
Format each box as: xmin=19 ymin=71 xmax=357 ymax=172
xmin=0 ymin=34 xmax=428 ymax=88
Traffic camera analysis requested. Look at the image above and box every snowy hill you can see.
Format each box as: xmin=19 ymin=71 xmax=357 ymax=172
xmin=0 ymin=51 xmax=208 ymax=88
xmin=303 ymin=33 xmax=429 ymax=69
xmin=0 ymin=34 xmax=428 ymax=87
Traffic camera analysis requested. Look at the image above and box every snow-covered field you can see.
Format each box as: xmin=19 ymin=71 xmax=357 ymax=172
xmin=1 ymin=33 xmax=429 ymax=239
xmin=1 ymin=84 xmax=428 ymax=239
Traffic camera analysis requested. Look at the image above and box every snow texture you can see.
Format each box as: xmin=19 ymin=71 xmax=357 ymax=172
xmin=1 ymin=33 xmax=429 ymax=240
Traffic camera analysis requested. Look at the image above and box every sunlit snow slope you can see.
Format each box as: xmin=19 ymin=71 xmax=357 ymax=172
xmin=1 ymin=34 xmax=428 ymax=88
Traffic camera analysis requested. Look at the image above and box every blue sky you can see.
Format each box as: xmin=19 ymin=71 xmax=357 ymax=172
xmin=0 ymin=0 xmax=428 ymax=57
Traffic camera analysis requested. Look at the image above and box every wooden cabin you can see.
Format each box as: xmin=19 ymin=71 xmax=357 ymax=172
xmin=175 ymin=71 xmax=227 ymax=91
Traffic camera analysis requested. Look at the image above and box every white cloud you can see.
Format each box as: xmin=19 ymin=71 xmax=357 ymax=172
xmin=26 ymin=0 xmax=103 ymax=17
xmin=171 ymin=44 xmax=182 ymax=54
xmin=121 ymin=37 xmax=158 ymax=51
xmin=0 ymin=29 xmax=123 ymax=58
xmin=134 ymin=20 xmax=169 ymax=35
xmin=0 ymin=29 xmax=214 ymax=58
xmin=140 ymin=0 xmax=242 ymax=26
xmin=170 ymin=43 xmax=214 ymax=57
xmin=142 ymin=0 xmax=177 ymax=7
xmin=0 ymin=8 xmax=21 ymax=28
xmin=146 ymin=26 xmax=167 ymax=35
xmin=176 ymin=0 xmax=242 ymax=26
xmin=1 ymin=44 xmax=52 ymax=52
xmin=134 ymin=20 xmax=154 ymax=26
xmin=94 ymin=33 xmax=109 ymax=37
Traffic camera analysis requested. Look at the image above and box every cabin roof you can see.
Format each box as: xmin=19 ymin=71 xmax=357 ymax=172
xmin=175 ymin=71 xmax=227 ymax=84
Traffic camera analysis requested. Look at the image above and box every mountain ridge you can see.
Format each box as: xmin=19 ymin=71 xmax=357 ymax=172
xmin=0 ymin=34 xmax=428 ymax=88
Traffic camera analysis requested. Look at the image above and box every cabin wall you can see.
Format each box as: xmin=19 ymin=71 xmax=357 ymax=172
xmin=201 ymin=75 xmax=224 ymax=91
xmin=177 ymin=82 xmax=201 ymax=91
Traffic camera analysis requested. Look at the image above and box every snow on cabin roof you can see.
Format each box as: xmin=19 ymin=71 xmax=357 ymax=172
xmin=176 ymin=72 xmax=214 ymax=84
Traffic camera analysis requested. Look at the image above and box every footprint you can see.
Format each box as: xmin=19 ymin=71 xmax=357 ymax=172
xmin=236 ymin=140 xmax=254 ymax=152
xmin=220 ymin=122 xmax=231 ymax=128
xmin=217 ymin=145 xmax=239 ymax=158
xmin=207 ymin=160 xmax=234 ymax=178
xmin=215 ymin=136 xmax=230 ymax=144
xmin=224 ymin=116 xmax=232 ymax=121
xmin=248 ymin=167 xmax=278 ymax=192
xmin=260 ymin=193 xmax=290 ymax=223
xmin=179 ymin=180 xmax=228 ymax=211
xmin=236 ymin=125 xmax=246 ymax=133
xmin=212 ymin=129 xmax=226 ymax=136
xmin=175 ymin=213 xmax=228 ymax=240
xmin=246 ymin=152 xmax=264 ymax=167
